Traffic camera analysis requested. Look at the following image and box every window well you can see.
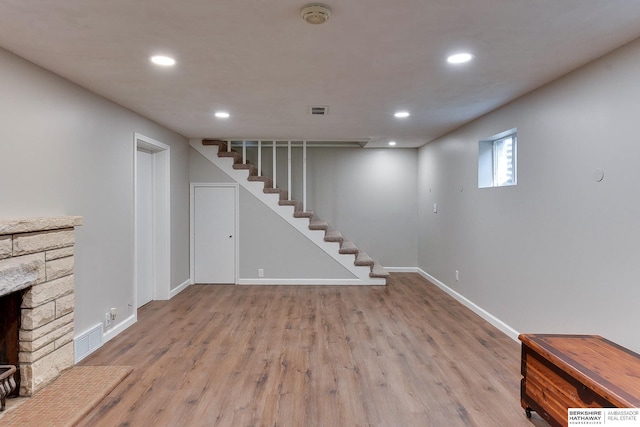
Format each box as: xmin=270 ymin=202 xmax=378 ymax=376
xmin=478 ymin=128 xmax=517 ymax=188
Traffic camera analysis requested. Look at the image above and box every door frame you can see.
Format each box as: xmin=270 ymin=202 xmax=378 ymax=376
xmin=134 ymin=133 xmax=171 ymax=313
xmin=190 ymin=183 xmax=239 ymax=285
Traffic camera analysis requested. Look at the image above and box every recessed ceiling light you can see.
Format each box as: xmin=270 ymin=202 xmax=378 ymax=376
xmin=150 ymin=55 xmax=176 ymax=66
xmin=214 ymin=111 xmax=231 ymax=119
xmin=388 ymin=141 xmax=397 ymax=146
xmin=394 ymin=111 xmax=410 ymax=118
xmin=447 ymin=53 xmax=474 ymax=64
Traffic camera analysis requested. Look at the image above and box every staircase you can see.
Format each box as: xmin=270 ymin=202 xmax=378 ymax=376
xmin=192 ymin=139 xmax=389 ymax=285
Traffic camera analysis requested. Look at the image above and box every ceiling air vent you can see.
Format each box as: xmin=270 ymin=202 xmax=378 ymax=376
xmin=309 ymin=105 xmax=329 ymax=115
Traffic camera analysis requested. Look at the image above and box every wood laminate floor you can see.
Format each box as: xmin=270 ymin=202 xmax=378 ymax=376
xmin=78 ymin=273 xmax=547 ymax=427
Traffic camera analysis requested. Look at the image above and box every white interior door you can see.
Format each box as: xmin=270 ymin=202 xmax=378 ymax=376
xmin=136 ymin=148 xmax=154 ymax=307
xmin=193 ymin=185 xmax=236 ymax=284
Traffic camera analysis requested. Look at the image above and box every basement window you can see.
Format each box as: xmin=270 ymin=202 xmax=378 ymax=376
xmin=478 ymin=128 xmax=517 ymax=188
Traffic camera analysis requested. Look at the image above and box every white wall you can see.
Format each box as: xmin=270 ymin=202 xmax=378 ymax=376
xmin=418 ymin=38 xmax=640 ymax=352
xmin=0 ymin=48 xmax=190 ymax=338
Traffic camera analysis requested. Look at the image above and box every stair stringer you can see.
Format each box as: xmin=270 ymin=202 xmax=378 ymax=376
xmin=190 ymin=139 xmax=386 ymax=285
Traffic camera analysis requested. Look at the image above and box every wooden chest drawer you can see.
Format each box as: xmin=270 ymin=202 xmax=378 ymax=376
xmin=519 ymin=334 xmax=640 ymax=427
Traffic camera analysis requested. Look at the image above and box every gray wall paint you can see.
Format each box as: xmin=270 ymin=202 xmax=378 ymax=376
xmin=418 ymin=38 xmax=640 ymax=352
xmin=189 ymin=146 xmax=234 ymax=183
xmin=238 ymin=190 xmax=354 ymax=279
xmin=189 ymin=147 xmax=354 ymax=279
xmin=0 ymin=48 xmax=190 ymax=336
xmin=307 ymin=148 xmax=418 ymax=268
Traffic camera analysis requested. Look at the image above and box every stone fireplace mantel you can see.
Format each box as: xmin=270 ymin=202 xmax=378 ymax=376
xmin=0 ymin=217 xmax=83 ymax=298
xmin=0 ymin=216 xmax=83 ymax=396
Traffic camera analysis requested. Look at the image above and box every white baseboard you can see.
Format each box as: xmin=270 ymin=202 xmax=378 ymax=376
xmin=170 ymin=278 xmax=191 ymax=298
xmin=79 ymin=280 xmax=188 ymax=361
xmin=103 ymin=313 xmax=136 ymax=343
xmin=416 ymin=268 xmax=520 ymax=342
xmin=384 ymin=267 xmax=419 ymax=273
xmin=238 ymin=278 xmax=386 ymax=285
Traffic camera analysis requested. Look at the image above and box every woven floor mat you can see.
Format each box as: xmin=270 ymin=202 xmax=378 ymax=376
xmin=0 ymin=365 xmax=133 ymax=427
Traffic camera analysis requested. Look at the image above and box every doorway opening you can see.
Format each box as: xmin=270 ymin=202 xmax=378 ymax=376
xmin=134 ymin=133 xmax=170 ymax=310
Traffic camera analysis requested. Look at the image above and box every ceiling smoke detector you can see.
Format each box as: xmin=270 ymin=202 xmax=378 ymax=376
xmin=301 ymin=4 xmax=331 ymax=25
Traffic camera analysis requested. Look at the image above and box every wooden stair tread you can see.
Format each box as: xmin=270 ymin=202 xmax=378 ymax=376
xmin=309 ymin=219 xmax=329 ymax=230
xmin=370 ymin=262 xmax=390 ymax=278
xmin=324 ymin=230 xmax=344 ymax=243
xmin=264 ymin=188 xmax=288 ymax=200
xmin=235 ymin=164 xmax=258 ymax=176
xmin=294 ymin=210 xmax=314 ymax=218
xmin=202 ymin=139 xmax=227 ymax=149
xmin=247 ymin=175 xmax=271 ymax=182
xmin=339 ymin=241 xmax=358 ymax=254
xmin=277 ymin=200 xmax=313 ymax=218
xmin=355 ymin=252 xmax=374 ymax=266
xmin=219 ymin=151 xmax=241 ymax=161
xmin=247 ymin=176 xmax=273 ymax=188
xmin=232 ymin=163 xmax=252 ymax=169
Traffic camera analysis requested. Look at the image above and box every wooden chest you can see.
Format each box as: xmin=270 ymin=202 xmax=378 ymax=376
xmin=519 ymin=334 xmax=640 ymax=427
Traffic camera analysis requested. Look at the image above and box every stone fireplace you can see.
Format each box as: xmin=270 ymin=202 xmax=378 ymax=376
xmin=0 ymin=216 xmax=82 ymax=396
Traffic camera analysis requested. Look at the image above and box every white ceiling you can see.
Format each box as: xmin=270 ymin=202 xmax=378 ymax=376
xmin=2 ymin=1 xmax=640 ymax=148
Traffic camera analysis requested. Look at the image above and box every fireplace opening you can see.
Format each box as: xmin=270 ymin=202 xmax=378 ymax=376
xmin=0 ymin=290 xmax=21 ymax=398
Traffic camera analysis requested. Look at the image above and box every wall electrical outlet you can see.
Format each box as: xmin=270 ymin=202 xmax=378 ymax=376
xmin=110 ymin=307 xmax=117 ymax=320
xmin=105 ymin=312 xmax=112 ymax=327
xmin=433 ymin=203 xmax=438 ymax=213
xmin=455 ymin=270 xmax=460 ymax=281
xmin=258 ymin=268 xmax=264 ymax=278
